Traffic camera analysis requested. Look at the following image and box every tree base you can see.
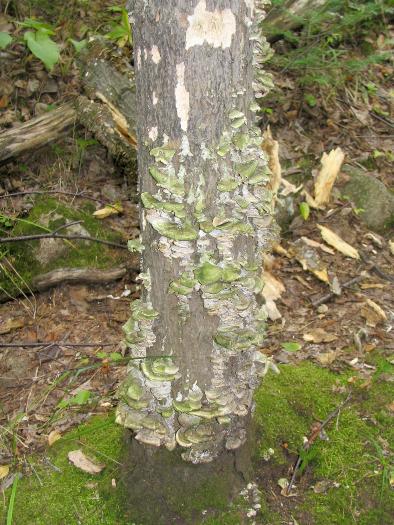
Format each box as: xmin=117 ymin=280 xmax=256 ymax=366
xmin=120 ymin=423 xmax=255 ymax=524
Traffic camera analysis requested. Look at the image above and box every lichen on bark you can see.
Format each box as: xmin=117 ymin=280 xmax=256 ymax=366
xmin=117 ymin=0 xmax=278 ymax=464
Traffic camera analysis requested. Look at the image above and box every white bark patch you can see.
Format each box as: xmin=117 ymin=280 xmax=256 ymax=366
xmin=151 ymin=45 xmax=161 ymax=64
xmin=186 ymin=0 xmax=236 ymax=50
xmin=136 ymin=48 xmax=141 ymax=69
xmin=175 ymin=63 xmax=190 ymax=132
xmin=148 ymin=126 xmax=158 ymax=141
xmin=152 ymin=92 xmax=158 ymax=105
xmin=244 ymin=0 xmax=255 ymax=16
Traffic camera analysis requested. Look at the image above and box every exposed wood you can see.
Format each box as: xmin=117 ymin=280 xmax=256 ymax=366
xmin=32 ymin=267 xmax=127 ymax=291
xmin=0 ymin=104 xmax=76 ymax=165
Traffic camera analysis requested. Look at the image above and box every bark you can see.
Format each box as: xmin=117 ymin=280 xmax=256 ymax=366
xmin=263 ymin=0 xmax=327 ymax=40
xmin=116 ymin=1 xmax=278 ymax=516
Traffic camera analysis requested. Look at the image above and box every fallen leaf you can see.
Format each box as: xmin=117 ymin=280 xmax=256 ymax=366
xmin=303 ymin=328 xmax=338 ymax=343
xmin=281 ymin=342 xmax=302 ymax=352
xmin=301 ymin=236 xmax=335 ymax=255
xmin=68 ymin=450 xmax=105 ymax=475
xmin=387 ymin=402 xmax=394 ymax=413
xmin=0 ymin=465 xmax=10 ymax=480
xmin=48 ymin=430 xmax=62 ymax=446
xmin=280 ymin=178 xmax=302 ymax=196
xmin=316 ymin=350 xmax=338 ymax=365
xmin=389 ymin=240 xmax=394 ymax=256
xmin=262 ymin=271 xmax=285 ymax=321
xmin=314 ymin=148 xmax=345 ymax=207
xmin=262 ymin=126 xmax=281 ymax=194
xmin=0 ymin=317 xmax=24 ymax=335
xmin=277 ymin=478 xmax=289 ymax=490
xmin=93 ymin=203 xmax=123 ymax=219
xmin=360 ymin=283 xmax=384 ymax=290
xmin=272 ymin=243 xmax=291 ymax=258
xmin=317 ymin=225 xmax=359 ymax=259
xmin=365 ymin=298 xmax=387 ymax=321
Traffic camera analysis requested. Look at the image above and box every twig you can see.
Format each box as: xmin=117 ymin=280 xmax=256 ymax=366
xmin=0 ymin=190 xmax=112 ymax=204
xmin=359 ymin=252 xmax=394 ymax=283
xmin=0 ymin=232 xmax=127 ymax=249
xmin=0 ymin=342 xmax=117 ymax=349
xmin=311 ymin=276 xmax=364 ymax=307
xmin=286 ymin=394 xmax=351 ymax=495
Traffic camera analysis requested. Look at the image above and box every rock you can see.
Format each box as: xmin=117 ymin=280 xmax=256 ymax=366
xmin=275 ymin=194 xmax=296 ymax=231
xmin=343 ymin=168 xmax=394 ymax=232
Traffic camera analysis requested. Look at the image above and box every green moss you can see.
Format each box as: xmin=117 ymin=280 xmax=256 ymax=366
xmin=0 ymin=415 xmax=127 ymax=525
xmin=255 ymin=359 xmax=394 ymax=525
xmin=1 ymin=359 xmax=392 ymax=524
xmin=0 ymin=197 xmax=126 ymax=295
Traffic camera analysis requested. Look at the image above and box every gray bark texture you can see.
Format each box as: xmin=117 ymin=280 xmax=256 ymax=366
xmin=116 ymin=0 xmax=278 ymax=473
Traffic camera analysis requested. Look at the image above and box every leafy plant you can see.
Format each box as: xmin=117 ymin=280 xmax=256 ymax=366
xmin=0 ymin=31 xmax=12 ymax=50
xmin=299 ymin=202 xmax=310 ymax=220
xmin=57 ymin=390 xmax=92 ymax=409
xmin=105 ymin=6 xmax=132 ymax=47
xmin=19 ymin=18 xmax=60 ymax=70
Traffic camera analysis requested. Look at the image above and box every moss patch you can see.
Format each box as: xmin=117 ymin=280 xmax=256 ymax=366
xmin=0 ymin=196 xmax=126 ymax=295
xmin=0 ymin=414 xmax=127 ymax=525
xmin=1 ymin=359 xmax=392 ymax=524
xmin=255 ymin=358 xmax=394 ymax=525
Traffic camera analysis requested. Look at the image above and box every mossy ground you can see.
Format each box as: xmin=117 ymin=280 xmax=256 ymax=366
xmin=1 ymin=357 xmax=392 ymax=524
xmin=0 ymin=196 xmax=126 ymax=296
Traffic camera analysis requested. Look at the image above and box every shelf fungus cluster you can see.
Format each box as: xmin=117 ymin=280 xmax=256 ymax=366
xmin=117 ymin=0 xmax=278 ymax=463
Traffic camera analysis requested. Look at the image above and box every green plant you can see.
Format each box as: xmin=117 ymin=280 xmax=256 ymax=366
xmin=266 ymin=0 xmax=393 ymax=88
xmin=18 ymin=18 xmax=60 ymax=70
xmin=105 ymin=6 xmax=132 ymax=47
xmin=0 ymin=31 xmax=12 ymax=49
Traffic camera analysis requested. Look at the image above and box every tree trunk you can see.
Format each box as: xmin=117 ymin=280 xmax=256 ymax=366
xmin=116 ymin=1 xmax=277 ymax=520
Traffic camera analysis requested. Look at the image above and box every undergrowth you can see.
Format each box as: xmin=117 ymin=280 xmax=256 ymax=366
xmin=265 ymin=0 xmax=393 ymax=88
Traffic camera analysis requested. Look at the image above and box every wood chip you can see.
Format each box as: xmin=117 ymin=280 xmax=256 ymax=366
xmin=314 ymin=148 xmax=345 ymax=207
xmin=68 ymin=450 xmax=105 ymax=475
xmin=0 ymin=318 xmax=24 ymax=335
xmin=301 ymin=236 xmax=335 ymax=255
xmin=365 ymin=298 xmax=387 ymax=321
xmin=48 ymin=430 xmax=62 ymax=446
xmin=303 ymin=328 xmax=338 ymax=343
xmin=317 ymin=225 xmax=359 ymax=259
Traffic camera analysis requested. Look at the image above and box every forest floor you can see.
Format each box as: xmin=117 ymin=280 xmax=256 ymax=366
xmin=0 ymin=1 xmax=393 ymax=524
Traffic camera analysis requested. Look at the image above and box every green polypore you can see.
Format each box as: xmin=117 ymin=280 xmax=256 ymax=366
xmin=141 ymin=192 xmax=185 ymax=219
xmin=141 ymin=416 xmax=167 ymax=434
xmin=214 ymin=328 xmax=261 ymax=351
xmin=217 ymin=177 xmax=240 ymax=192
xmin=131 ymin=300 xmax=159 ymax=321
xmin=199 ymin=220 xmax=215 ymax=233
xmin=169 ymin=273 xmax=196 ymax=295
xmin=189 ymin=406 xmax=231 ymax=419
xmin=228 ymin=109 xmax=244 ymax=120
xmin=149 ymin=166 xmax=184 ymax=196
xmin=122 ymin=318 xmax=143 ymax=345
xmin=194 ymin=262 xmax=223 ymax=285
xmin=173 ymin=398 xmax=203 ymax=413
xmin=248 ymin=168 xmax=269 ymax=185
xmin=221 ymin=264 xmax=241 ymax=282
xmin=127 ymin=239 xmax=144 ymax=253
xmin=147 ymin=216 xmax=198 ymax=241
xmin=235 ymin=196 xmax=249 ymax=209
xmin=216 ymin=220 xmax=254 ymax=235
xmin=149 ymin=145 xmax=176 ymax=164
xmin=231 ymin=116 xmax=246 ymax=128
xmin=177 ymin=425 xmax=214 ymax=446
xmin=249 ymin=100 xmax=260 ymax=112
xmin=232 ymin=132 xmax=249 ymax=150
xmin=235 ymin=160 xmax=259 ymax=180
xmin=141 ymin=357 xmax=179 ymax=382
xmin=204 ymin=282 xmax=226 ymax=294
xmin=242 ymin=275 xmax=264 ymax=293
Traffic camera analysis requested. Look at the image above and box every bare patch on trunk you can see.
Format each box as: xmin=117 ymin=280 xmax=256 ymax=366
xmin=151 ymin=45 xmax=161 ymax=64
xmin=175 ymin=63 xmax=190 ymax=132
xmin=185 ymin=0 xmax=236 ymax=50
